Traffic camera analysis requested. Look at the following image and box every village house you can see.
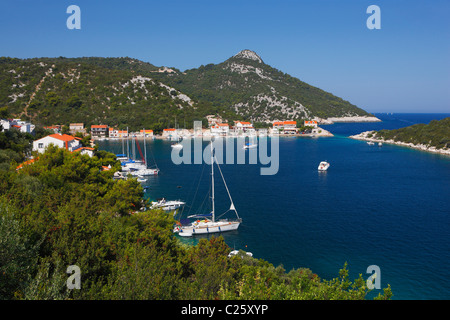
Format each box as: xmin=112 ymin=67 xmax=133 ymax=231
xmin=90 ymin=125 xmax=109 ymax=138
xmin=43 ymin=125 xmax=61 ymax=134
xmin=234 ymin=121 xmax=255 ymax=135
xmin=69 ymin=123 xmax=85 ymax=135
xmin=162 ymin=128 xmax=178 ymax=139
xmin=32 ymin=133 xmax=95 ymax=157
xmin=281 ymin=121 xmax=298 ymax=134
xmin=0 ymin=119 xmax=9 ymax=131
xmin=304 ymin=120 xmax=318 ymax=128
xmin=33 ymin=133 xmax=82 ymax=153
xmin=210 ymin=123 xmax=229 ymax=136
xmin=206 ymin=115 xmax=223 ymax=127
xmin=271 ymin=121 xmax=298 ymax=134
xmin=139 ymin=129 xmax=154 ymax=137
xmin=108 ymin=128 xmax=129 ymax=138
xmin=271 ymin=121 xmax=284 ymax=134
xmin=1 ymin=118 xmax=35 ymax=134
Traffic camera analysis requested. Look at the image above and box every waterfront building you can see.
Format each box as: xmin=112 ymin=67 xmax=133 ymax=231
xmin=33 ymin=133 xmax=81 ymax=153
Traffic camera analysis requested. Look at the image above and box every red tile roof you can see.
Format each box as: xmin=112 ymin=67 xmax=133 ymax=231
xmin=273 ymin=121 xmax=297 ymax=126
xmin=49 ymin=134 xmax=76 ymax=142
xmin=16 ymin=158 xmax=37 ymax=170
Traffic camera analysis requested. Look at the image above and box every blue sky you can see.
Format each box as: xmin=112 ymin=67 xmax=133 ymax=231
xmin=1 ymin=0 xmax=449 ymax=113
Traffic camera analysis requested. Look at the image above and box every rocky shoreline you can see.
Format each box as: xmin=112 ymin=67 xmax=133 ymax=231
xmin=324 ymin=116 xmax=381 ymax=124
xmin=349 ymin=130 xmax=450 ymax=156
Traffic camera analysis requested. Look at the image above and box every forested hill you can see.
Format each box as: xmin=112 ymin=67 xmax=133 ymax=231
xmin=152 ymin=49 xmax=371 ymax=122
xmin=1 ymin=51 xmax=371 ymax=129
xmin=374 ymin=117 xmax=450 ymax=150
xmin=0 ymin=57 xmax=230 ymax=131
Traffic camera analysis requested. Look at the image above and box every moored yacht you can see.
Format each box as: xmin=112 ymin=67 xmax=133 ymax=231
xmin=151 ymin=198 xmax=185 ymax=211
xmin=173 ymin=141 xmax=242 ymax=237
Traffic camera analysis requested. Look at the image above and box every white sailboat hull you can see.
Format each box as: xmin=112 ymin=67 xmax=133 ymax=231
xmin=129 ymin=168 xmax=159 ymax=176
xmin=175 ymin=220 xmax=240 ymax=236
xmin=151 ymin=200 xmax=185 ymax=211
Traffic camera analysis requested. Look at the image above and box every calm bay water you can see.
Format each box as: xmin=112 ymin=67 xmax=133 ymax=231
xmin=97 ymin=113 xmax=450 ymax=300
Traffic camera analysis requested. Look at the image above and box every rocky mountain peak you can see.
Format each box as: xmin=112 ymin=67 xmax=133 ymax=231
xmin=232 ymin=50 xmax=263 ymax=64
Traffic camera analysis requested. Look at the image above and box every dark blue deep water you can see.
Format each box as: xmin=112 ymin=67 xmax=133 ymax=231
xmin=97 ymin=113 xmax=450 ymax=300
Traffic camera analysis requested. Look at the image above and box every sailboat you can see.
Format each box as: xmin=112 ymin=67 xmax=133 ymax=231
xmin=151 ymin=198 xmax=185 ymax=212
xmin=173 ymin=141 xmax=242 ymax=237
xmin=128 ymin=129 xmax=159 ymax=176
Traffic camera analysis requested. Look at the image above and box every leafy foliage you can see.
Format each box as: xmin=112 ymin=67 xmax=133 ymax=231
xmin=375 ymin=117 xmax=450 ymax=149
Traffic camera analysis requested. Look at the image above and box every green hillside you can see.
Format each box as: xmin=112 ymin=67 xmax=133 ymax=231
xmin=0 ymin=51 xmax=372 ymax=130
xmin=152 ymin=49 xmax=371 ymax=121
xmin=0 ymin=57 xmax=227 ymax=131
xmin=374 ymin=117 xmax=450 ymax=149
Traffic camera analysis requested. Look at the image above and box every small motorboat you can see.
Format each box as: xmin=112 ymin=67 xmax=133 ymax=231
xmin=318 ymin=161 xmax=330 ymax=171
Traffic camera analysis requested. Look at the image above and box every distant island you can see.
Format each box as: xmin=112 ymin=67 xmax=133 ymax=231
xmin=350 ymin=117 xmax=450 ymax=155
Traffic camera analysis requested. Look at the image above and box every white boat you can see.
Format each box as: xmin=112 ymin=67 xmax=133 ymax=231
xmin=318 ymin=161 xmax=330 ymax=171
xmin=151 ymin=198 xmax=185 ymax=211
xmin=367 ymin=141 xmax=375 ymax=145
xmin=173 ymin=141 xmax=242 ymax=236
xmin=228 ymin=250 xmax=253 ymax=258
xmin=121 ymin=160 xmax=146 ymax=171
xmin=243 ymin=136 xmax=258 ymax=149
xmin=171 ymin=135 xmax=183 ymax=149
xmin=115 ymin=153 xmax=128 ymax=161
xmin=243 ymin=142 xmax=257 ymax=149
xmin=124 ymin=129 xmax=159 ymax=176
xmin=171 ymin=142 xmax=183 ymax=149
xmin=378 ymin=142 xmax=383 ymax=146
xmin=129 ymin=168 xmax=159 ymax=176
xmin=136 ymin=175 xmax=147 ymax=183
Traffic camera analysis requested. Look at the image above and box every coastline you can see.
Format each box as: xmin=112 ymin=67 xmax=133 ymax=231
xmin=324 ymin=116 xmax=381 ymax=124
xmin=349 ymin=130 xmax=450 ymax=156
xmin=92 ymin=127 xmax=334 ymax=140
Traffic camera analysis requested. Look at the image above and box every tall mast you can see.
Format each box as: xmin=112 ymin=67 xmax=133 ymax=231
xmin=132 ymin=134 xmax=136 ymax=160
xmin=211 ymin=140 xmax=215 ymax=222
xmin=143 ymin=128 xmax=147 ymax=168
xmin=121 ymin=132 xmax=125 ymax=155
xmin=126 ymin=127 xmax=129 ymax=160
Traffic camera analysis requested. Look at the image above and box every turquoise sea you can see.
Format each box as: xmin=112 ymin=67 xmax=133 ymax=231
xmin=97 ymin=113 xmax=450 ymax=300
